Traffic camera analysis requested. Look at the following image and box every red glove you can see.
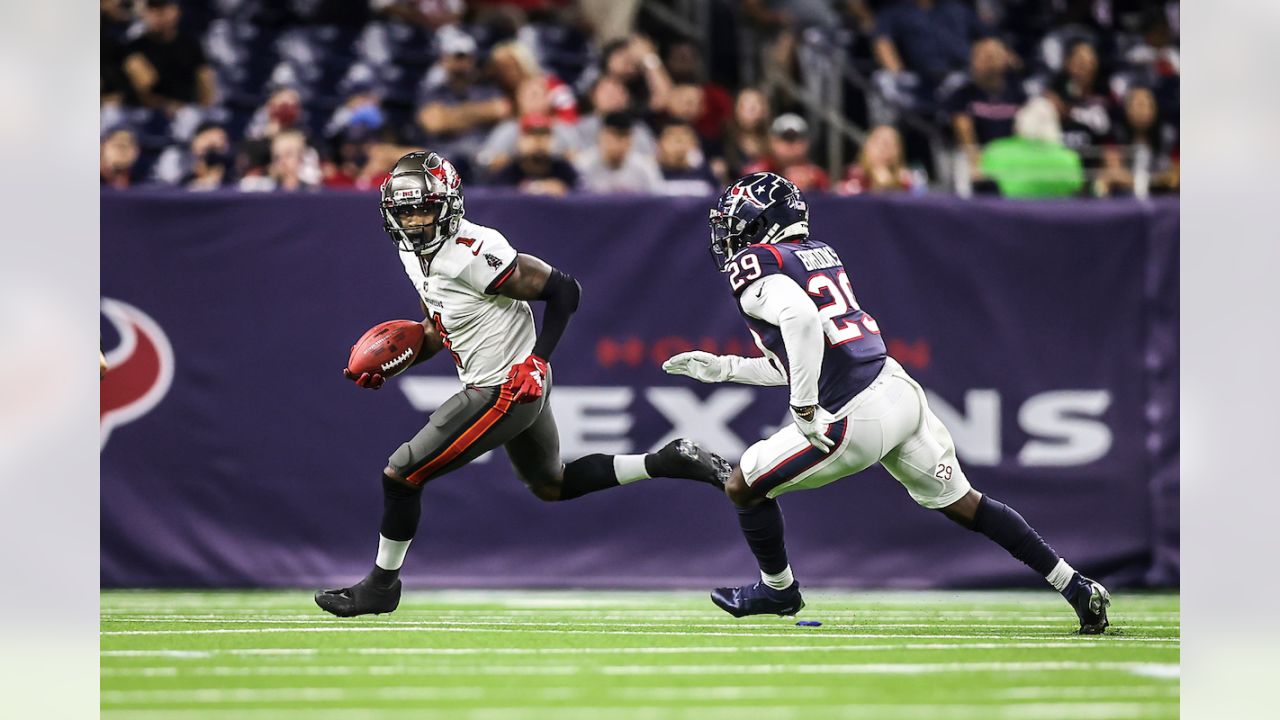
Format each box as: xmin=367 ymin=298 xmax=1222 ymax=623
xmin=507 ymin=354 xmax=548 ymax=403
xmin=343 ymin=367 xmax=385 ymax=390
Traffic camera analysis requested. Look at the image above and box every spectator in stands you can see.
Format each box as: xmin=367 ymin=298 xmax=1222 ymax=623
xmin=372 ymin=0 xmax=464 ymax=29
xmin=1044 ymin=40 xmax=1116 ymax=157
xmin=100 ymin=127 xmax=140 ymax=190
xmin=235 ymin=86 xmax=309 ymax=184
xmin=665 ymin=84 xmax=705 ymax=129
xmin=1096 ymin=86 xmax=1179 ymax=197
xmin=723 ymin=88 xmax=771 ymax=177
xmin=123 ymin=0 xmax=216 ymax=113
xmin=491 ymin=114 xmax=579 ymax=196
xmin=664 ymin=40 xmax=733 ymax=146
xmin=239 ymin=130 xmax=321 ymax=193
xmin=743 ymin=114 xmax=829 ymax=193
xmin=416 ymin=30 xmax=512 ymax=172
xmin=837 ymin=125 xmax=914 ymax=195
xmin=1122 ymin=7 xmax=1180 ymax=128
xmin=873 ymin=0 xmax=989 ymax=91
xmin=572 ymin=76 xmax=656 ymax=157
xmin=575 ymin=112 xmax=663 ymax=194
xmin=944 ymin=37 xmax=1026 ymax=175
xmin=742 ymin=0 xmax=841 ymax=29
xmin=597 ymin=35 xmax=673 ymax=115
xmin=578 ymin=0 xmax=642 ymax=46
xmin=324 ymin=80 xmax=385 ymax=140
xmin=321 ymin=122 xmax=381 ymax=190
xmin=980 ymin=97 xmax=1084 ymax=198
xmin=477 ymin=77 xmax=579 ymax=173
xmin=246 ymin=86 xmax=307 ymax=142
xmin=1123 ymin=7 xmax=1180 ymax=86
xmin=1036 ymin=0 xmax=1115 ymax=76
xmin=489 ymin=41 xmax=579 ymax=124
xmin=183 ymin=122 xmax=234 ymax=191
xmin=318 ymin=77 xmax=412 ymax=190
xmin=101 ymin=0 xmax=133 ymax=106
xmin=656 ymin=121 xmax=718 ymax=197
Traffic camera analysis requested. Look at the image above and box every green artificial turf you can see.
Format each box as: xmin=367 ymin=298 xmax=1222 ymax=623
xmin=101 ymin=589 xmax=1179 ymax=719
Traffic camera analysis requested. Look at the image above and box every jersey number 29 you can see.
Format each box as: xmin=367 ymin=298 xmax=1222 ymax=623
xmin=807 ymin=271 xmax=881 ymax=345
xmin=726 ymin=254 xmax=763 ymax=292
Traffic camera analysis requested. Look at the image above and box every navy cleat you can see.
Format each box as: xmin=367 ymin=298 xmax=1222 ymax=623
xmin=1064 ymin=574 xmax=1111 ymax=634
xmin=315 ymin=571 xmax=402 ymax=618
xmin=649 ymin=438 xmax=731 ymax=489
xmin=711 ymin=581 xmax=805 ymax=618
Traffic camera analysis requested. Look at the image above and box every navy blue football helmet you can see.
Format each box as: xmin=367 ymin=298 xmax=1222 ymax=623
xmin=708 ymin=172 xmax=810 ymax=270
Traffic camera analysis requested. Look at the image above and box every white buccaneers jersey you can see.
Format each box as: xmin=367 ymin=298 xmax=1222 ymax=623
xmin=398 ymin=218 xmax=535 ymax=387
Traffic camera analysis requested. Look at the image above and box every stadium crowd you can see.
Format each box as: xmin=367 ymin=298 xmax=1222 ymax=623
xmin=100 ymin=0 xmax=1179 ymax=198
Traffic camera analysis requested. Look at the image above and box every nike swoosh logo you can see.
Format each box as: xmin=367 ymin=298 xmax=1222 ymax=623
xmin=755 ymin=285 xmax=764 ymax=299
xmin=470 ymin=240 xmax=484 ymax=256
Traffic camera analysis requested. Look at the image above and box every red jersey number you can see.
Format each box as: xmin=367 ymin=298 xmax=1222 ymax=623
xmin=431 ymin=311 xmax=463 ymax=368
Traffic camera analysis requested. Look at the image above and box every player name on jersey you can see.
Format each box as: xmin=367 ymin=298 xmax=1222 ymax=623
xmin=794 ymin=246 xmax=841 ymax=271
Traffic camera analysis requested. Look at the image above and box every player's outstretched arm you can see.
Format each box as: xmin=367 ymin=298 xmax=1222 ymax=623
xmin=497 ymin=254 xmax=581 ymax=402
xmin=663 ymin=351 xmax=787 ymax=386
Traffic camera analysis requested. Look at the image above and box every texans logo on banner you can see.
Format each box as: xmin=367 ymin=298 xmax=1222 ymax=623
xmin=101 ymin=299 xmax=174 ymax=449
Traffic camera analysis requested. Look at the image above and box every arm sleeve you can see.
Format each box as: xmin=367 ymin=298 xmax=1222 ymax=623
xmin=531 ymin=268 xmax=581 ymax=360
xmin=722 ymin=355 xmax=788 ymax=386
xmin=739 ymin=274 xmax=824 ymax=407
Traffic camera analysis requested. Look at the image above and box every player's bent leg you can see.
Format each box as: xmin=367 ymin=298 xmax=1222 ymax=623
xmin=316 ymin=386 xmax=540 ymax=618
xmin=505 ymin=399 xmax=731 ymax=501
xmin=712 ymin=465 xmax=805 ymax=617
xmin=719 ymin=471 xmax=797 ymax=611
xmin=879 ymin=364 xmax=1109 ymax=633
xmin=724 ymin=467 xmax=763 ymax=508
xmin=944 ymin=489 xmax=1110 ymax=634
xmin=503 ymin=398 xmax=567 ymax=501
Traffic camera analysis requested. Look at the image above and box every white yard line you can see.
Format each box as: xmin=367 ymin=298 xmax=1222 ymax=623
xmin=99 ymin=661 xmax=1177 ymax=686
xmin=98 ymin=616 xmax=1181 ymax=631
xmin=99 ymin=625 xmax=1180 ymax=643
xmin=101 ymin=640 xmax=1179 ymax=660
xmin=996 ymin=686 xmax=1179 ymax=700
xmin=99 ymin=661 xmax=1181 ymax=680
xmin=100 ymin=610 xmax=1181 ymax=619
xmin=100 ymin=703 xmax=1177 ymax=720
xmin=594 ymin=661 xmax=1181 ymax=676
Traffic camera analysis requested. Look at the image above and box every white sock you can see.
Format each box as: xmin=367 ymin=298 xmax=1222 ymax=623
xmin=1045 ymin=558 xmax=1076 ymax=592
xmin=613 ymin=454 xmax=651 ymax=485
xmin=761 ymin=565 xmax=795 ymax=590
xmin=375 ymin=535 xmax=412 ymax=571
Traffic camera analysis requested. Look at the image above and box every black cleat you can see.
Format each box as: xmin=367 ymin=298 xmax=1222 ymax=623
xmin=711 ymin=580 xmax=805 ymax=618
xmin=315 ymin=572 xmax=402 ymax=618
xmin=648 ymin=438 xmax=732 ymax=489
xmin=1065 ymin=573 xmax=1111 ymax=634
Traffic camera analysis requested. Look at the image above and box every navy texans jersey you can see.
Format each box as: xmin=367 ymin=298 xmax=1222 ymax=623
xmin=726 ymin=240 xmax=887 ymax=410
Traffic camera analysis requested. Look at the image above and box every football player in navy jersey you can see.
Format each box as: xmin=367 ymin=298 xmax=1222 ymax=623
xmin=662 ymin=172 xmax=1111 ymax=633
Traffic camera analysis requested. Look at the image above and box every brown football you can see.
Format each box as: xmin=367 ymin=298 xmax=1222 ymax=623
xmin=346 ymin=319 xmax=438 ymax=378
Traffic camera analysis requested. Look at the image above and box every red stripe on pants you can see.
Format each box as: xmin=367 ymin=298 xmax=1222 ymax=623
xmin=406 ymin=390 xmax=514 ymax=485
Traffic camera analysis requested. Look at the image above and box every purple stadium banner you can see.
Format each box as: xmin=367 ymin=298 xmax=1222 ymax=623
xmin=100 ymin=191 xmax=1179 ymax=590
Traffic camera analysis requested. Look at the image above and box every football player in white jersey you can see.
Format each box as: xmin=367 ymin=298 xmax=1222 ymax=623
xmin=662 ymin=173 xmax=1111 ymax=633
xmin=316 ymin=151 xmax=730 ymax=617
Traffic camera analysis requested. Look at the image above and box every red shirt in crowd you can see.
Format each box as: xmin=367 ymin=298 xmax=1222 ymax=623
xmin=742 ymin=158 xmax=830 ymax=192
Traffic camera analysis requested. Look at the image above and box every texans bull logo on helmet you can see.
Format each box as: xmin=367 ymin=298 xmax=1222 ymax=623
xmin=101 ymin=298 xmax=175 ymax=449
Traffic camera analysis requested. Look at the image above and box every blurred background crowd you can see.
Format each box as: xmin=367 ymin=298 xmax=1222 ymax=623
xmin=100 ymin=0 xmax=1179 ymax=199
